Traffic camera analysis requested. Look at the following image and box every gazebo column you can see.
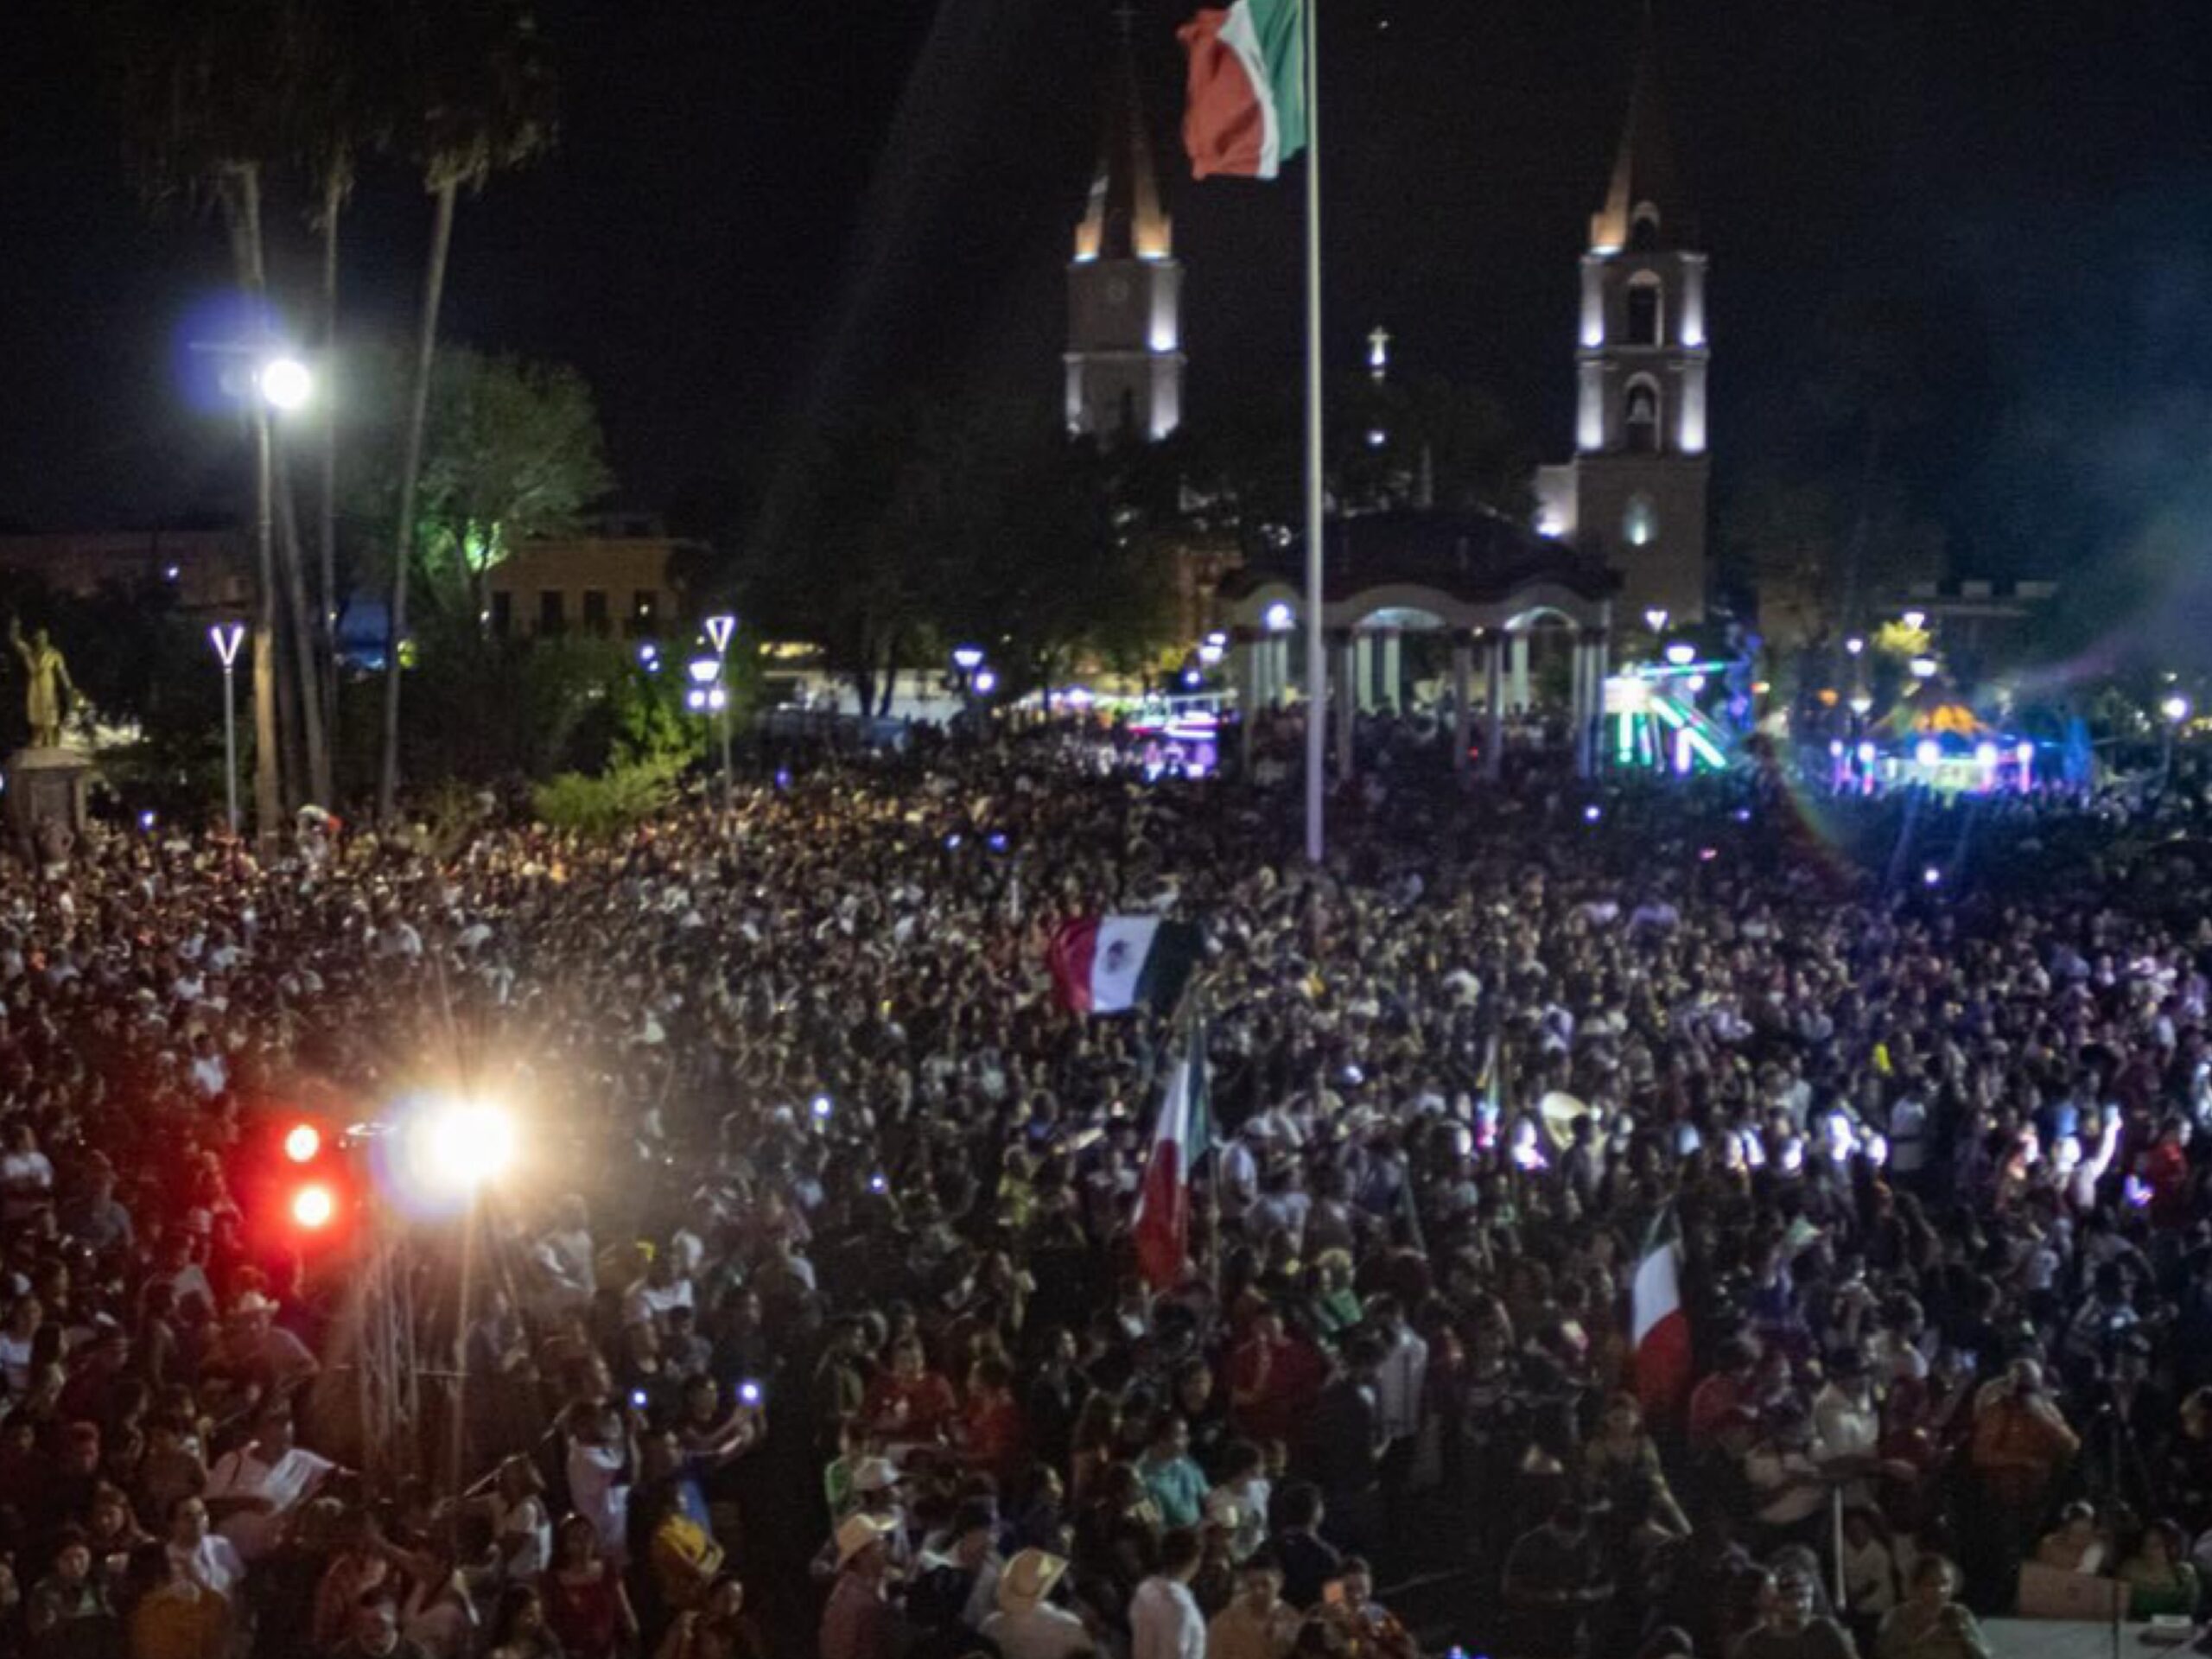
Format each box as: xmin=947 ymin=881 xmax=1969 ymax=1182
xmin=1509 ymin=632 xmax=1531 ymax=711
xmin=1451 ymin=639 xmax=1473 ymax=772
xmin=1484 ymin=632 xmax=1505 ymax=780
xmin=1353 ymin=632 xmax=1376 ymax=714
xmin=1571 ymin=633 xmax=1592 ymax=779
xmin=1381 ymin=630 xmax=1403 ymax=714
xmin=1586 ymin=627 xmax=1611 ymax=775
xmin=1235 ymin=634 xmax=1262 ymax=770
xmin=1334 ymin=632 xmax=1357 ymax=778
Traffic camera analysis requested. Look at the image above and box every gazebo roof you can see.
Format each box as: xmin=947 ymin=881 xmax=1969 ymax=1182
xmin=1219 ymin=506 xmax=1618 ymax=618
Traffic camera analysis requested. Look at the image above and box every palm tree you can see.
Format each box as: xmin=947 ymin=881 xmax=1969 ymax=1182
xmin=378 ymin=0 xmax=556 ymax=822
xmin=288 ymin=0 xmax=392 ymax=803
xmin=105 ymin=0 xmax=308 ymax=836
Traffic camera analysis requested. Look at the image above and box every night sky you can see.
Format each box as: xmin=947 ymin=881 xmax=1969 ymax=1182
xmin=4 ymin=0 xmax=2212 ymax=585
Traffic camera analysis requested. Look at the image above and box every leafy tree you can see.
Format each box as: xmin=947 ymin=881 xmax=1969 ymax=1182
xmin=741 ymin=397 xmax=1177 ymax=709
xmin=347 ymin=346 xmax=612 ymax=624
xmin=741 ymin=392 xmax=971 ymax=717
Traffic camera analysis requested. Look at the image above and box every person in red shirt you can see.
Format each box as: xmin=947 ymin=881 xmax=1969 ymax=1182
xmin=2144 ymin=1121 xmax=2192 ymax=1228
xmin=1227 ymin=1306 xmax=1325 ymax=1452
xmin=1688 ymin=1338 xmax=1760 ymax=1451
xmin=961 ymin=1356 xmax=1027 ymax=1490
xmin=862 ymin=1336 xmax=958 ymax=1445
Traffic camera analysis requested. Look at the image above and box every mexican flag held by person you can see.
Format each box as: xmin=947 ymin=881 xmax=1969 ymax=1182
xmin=1178 ymin=0 xmax=1307 ymax=180
xmin=1047 ymin=916 xmax=1202 ymax=1015
xmin=1133 ymin=1020 xmax=1210 ymax=1288
xmin=1631 ymin=1208 xmax=1693 ymax=1426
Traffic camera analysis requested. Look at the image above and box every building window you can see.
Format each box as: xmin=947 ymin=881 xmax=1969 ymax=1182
xmin=490 ymin=592 xmax=512 ymax=638
xmin=1624 ymin=494 xmax=1658 ymax=548
xmin=1624 ymin=380 xmax=1661 ymax=453
xmin=538 ymin=590 xmax=566 ymax=636
xmin=582 ymin=589 xmax=609 ymax=637
xmin=1630 ymin=204 xmax=1661 ymax=251
xmin=1626 ymin=273 xmax=1662 ymax=346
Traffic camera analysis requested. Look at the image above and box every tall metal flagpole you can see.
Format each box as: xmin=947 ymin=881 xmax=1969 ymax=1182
xmin=1301 ymin=0 xmax=1327 ymax=864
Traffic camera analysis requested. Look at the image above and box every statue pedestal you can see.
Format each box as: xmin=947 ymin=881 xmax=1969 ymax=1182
xmin=6 ymin=747 xmax=92 ymax=858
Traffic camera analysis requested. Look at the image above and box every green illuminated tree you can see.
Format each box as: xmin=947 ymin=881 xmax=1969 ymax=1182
xmin=346 ymin=344 xmax=613 ymax=627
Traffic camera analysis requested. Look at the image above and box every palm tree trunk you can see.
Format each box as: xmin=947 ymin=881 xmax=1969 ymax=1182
xmin=274 ymin=435 xmax=330 ymax=803
xmin=317 ymin=171 xmax=342 ymax=788
xmin=379 ymin=177 xmax=458 ymax=823
xmin=221 ymin=164 xmax=285 ymax=840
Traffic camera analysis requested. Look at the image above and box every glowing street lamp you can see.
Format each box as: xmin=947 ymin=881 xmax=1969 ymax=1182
xmin=2162 ymin=694 xmax=2191 ymax=789
xmin=1844 ymin=636 xmax=1865 ymax=657
xmin=688 ymin=655 xmax=733 ymax=806
xmin=704 ymin=613 xmax=736 ymax=658
xmin=1901 ymin=609 xmax=1927 ymax=632
xmin=973 ymin=668 xmax=999 ymax=696
xmin=1643 ymin=607 xmax=1669 ymax=635
xmin=209 ymin=621 xmax=246 ymax=834
xmin=257 ymin=355 xmax=313 ymax=411
xmin=1664 ymin=642 xmax=1696 ymax=668
xmin=1908 ymin=656 xmax=1938 ymax=679
xmin=1263 ymin=602 xmax=1294 ymax=633
xmin=1197 ymin=639 xmax=1225 ymax=669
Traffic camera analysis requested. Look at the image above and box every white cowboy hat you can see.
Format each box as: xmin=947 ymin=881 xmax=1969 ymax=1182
xmin=851 ymin=1456 xmax=903 ymax=1495
xmin=836 ymin=1512 xmax=897 ymax=1569
xmin=996 ymin=1548 xmax=1069 ymax=1611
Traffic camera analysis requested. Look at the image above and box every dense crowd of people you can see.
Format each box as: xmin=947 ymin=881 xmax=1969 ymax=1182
xmin=1 ymin=716 xmax=2211 ymax=1659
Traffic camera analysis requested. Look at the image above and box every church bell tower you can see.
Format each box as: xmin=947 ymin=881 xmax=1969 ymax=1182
xmin=1535 ymin=19 xmax=1711 ymax=622
xmin=1065 ymin=6 xmax=1183 ymax=443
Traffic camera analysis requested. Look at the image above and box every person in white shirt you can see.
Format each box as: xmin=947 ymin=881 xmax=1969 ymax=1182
xmin=203 ymin=1401 xmax=335 ymax=1561
xmin=1131 ymin=1529 xmax=1207 ymax=1659
xmin=1365 ymin=1295 xmax=1430 ymax=1452
xmin=980 ymin=1548 xmax=1089 ymax=1659
xmin=563 ymin=1401 xmax=633 ymax=1563
xmin=164 ymin=1496 xmax=245 ymax=1603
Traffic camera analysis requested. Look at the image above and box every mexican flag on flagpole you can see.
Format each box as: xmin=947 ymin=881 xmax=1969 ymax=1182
xmin=1631 ymin=1207 xmax=1693 ymax=1426
xmin=1133 ymin=1019 xmax=1210 ymax=1288
xmin=1178 ymin=0 xmax=1308 ymax=180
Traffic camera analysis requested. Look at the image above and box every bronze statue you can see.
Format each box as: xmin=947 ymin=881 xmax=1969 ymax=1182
xmin=9 ymin=619 xmax=76 ymax=748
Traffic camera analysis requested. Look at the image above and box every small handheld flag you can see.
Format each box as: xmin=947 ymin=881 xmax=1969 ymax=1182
xmin=1048 ymin=916 xmax=1203 ymax=1015
xmin=1133 ymin=1018 xmax=1210 ymax=1287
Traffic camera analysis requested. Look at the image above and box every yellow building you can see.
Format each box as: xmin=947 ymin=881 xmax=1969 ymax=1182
xmin=485 ymin=526 xmax=701 ymax=639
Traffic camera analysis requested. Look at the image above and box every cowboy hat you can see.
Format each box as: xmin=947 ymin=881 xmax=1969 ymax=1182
xmin=851 ymin=1456 xmax=903 ymax=1495
xmin=836 ymin=1512 xmax=897 ymax=1569
xmin=996 ymin=1548 xmax=1069 ymax=1611
xmin=231 ymin=1291 xmax=279 ymax=1319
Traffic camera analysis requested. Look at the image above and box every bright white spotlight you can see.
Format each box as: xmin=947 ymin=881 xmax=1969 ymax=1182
xmin=291 ymin=1183 xmax=335 ymax=1229
xmin=259 ymin=357 xmax=313 ymax=411
xmin=1915 ymin=739 xmax=1942 ymax=766
xmin=1263 ymin=602 xmax=1294 ymax=632
xmin=427 ymin=1100 xmax=516 ymax=1191
xmin=2163 ymin=694 xmax=2191 ymax=724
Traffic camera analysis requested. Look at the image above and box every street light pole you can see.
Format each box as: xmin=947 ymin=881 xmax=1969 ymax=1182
xmin=210 ymin=623 xmax=245 ymax=835
xmin=705 ymin=615 xmax=736 ymax=808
